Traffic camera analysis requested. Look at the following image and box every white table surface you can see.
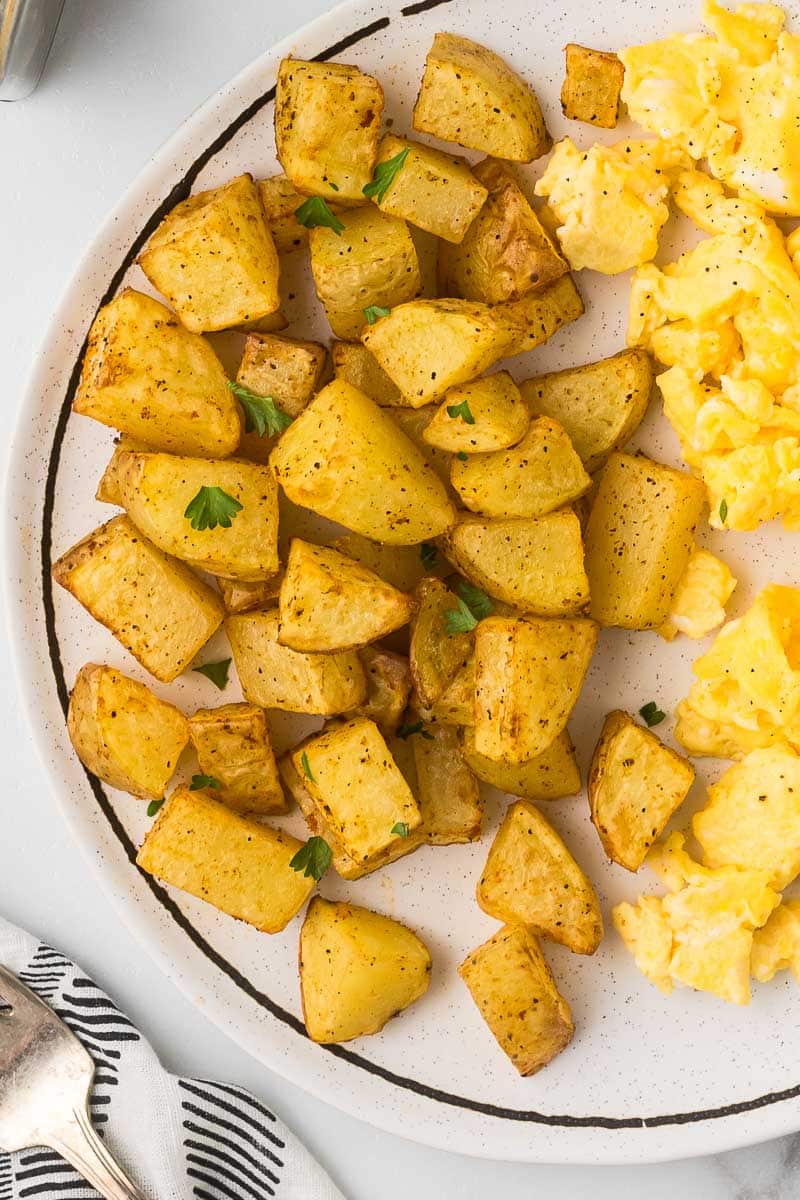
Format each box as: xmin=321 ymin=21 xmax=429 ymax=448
xmin=1 ymin=2 xmax=799 ymax=1196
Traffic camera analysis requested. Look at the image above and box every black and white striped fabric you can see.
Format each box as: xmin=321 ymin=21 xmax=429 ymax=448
xmin=0 ymin=917 xmax=345 ymax=1200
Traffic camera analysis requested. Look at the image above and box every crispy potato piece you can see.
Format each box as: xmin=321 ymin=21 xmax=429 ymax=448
xmin=300 ymin=897 xmax=431 ymax=1043
xmin=410 ymin=577 xmax=473 ymax=708
xmin=413 ymin=33 xmax=550 ymax=163
xmin=478 ymin=800 xmax=603 ymax=954
xmin=362 ymin=299 xmax=513 ymax=407
xmin=115 ymin=452 xmax=279 ymax=582
xmin=430 ymin=655 xmax=475 ymax=725
xmin=74 ymin=290 xmax=241 ymax=457
xmin=217 ymin=572 xmax=283 ymax=615
xmin=462 ymin=726 xmax=581 ymax=801
xmin=188 ymin=703 xmax=286 ymax=815
xmin=494 ymin=273 xmax=584 ymax=356
xmin=474 ymin=616 xmax=597 ymax=762
xmin=96 ymin=436 xmax=151 ymax=506
xmin=227 ymin=609 xmax=366 ymax=715
xmin=459 ymin=924 xmax=574 ymax=1076
xmin=411 ymin=719 xmax=483 ymax=843
xmin=585 ymin=452 xmax=707 ymax=629
xmin=275 ymin=59 xmax=383 ymax=203
xmin=237 ymin=333 xmax=326 ymax=421
xmin=67 ymin=664 xmax=188 ymax=801
xmin=384 ymin=407 xmax=457 ymax=493
xmin=370 ymin=134 xmax=488 ymax=243
xmin=257 ymin=174 xmax=311 ymax=253
xmin=352 ymin=647 xmax=412 ymax=738
xmin=331 ymin=533 xmax=427 ymax=593
xmin=310 ymin=207 xmax=421 ymax=339
xmin=451 ymin=416 xmax=590 ymax=518
xmin=588 ymin=710 xmax=695 ymax=871
xmin=331 ymin=341 xmax=401 ymax=406
xmin=136 ymin=786 xmax=313 ymax=932
xmin=234 ymin=310 xmax=290 ymax=334
xmin=422 ymin=372 xmax=529 ymax=454
xmin=139 ymin=174 xmax=280 ymax=332
xmin=520 ymin=350 xmax=653 ymax=472
xmin=561 ymin=44 xmax=625 ymax=129
xmin=438 ymin=158 xmax=568 ymax=302
xmin=53 ymin=516 xmax=224 ymax=683
xmin=270 ymin=380 xmax=456 ymax=544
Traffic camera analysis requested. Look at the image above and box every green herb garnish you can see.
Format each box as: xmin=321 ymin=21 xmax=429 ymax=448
xmin=446 ymin=398 xmax=475 ymax=425
xmin=184 ymin=486 xmax=243 ymax=531
xmin=190 ymin=774 xmax=221 ymax=791
xmin=192 ymin=658 xmax=231 ymax=690
xmin=301 ymin=751 xmax=315 ymax=782
xmin=391 ymin=822 xmax=410 ymax=838
xmin=363 ymin=305 xmax=391 ymax=325
xmin=294 ymin=196 xmax=344 ymax=235
xmin=289 ymin=836 xmax=332 ymax=881
xmin=444 ymin=596 xmax=479 ymax=635
xmin=456 ymin=451 xmax=468 ymax=462
xmin=228 ymin=381 xmax=292 ymax=437
xmin=457 ymin=580 xmax=494 ymax=619
xmin=420 ymin=542 xmax=438 ymax=571
xmin=396 ymin=720 xmax=434 ymax=741
xmin=719 ymin=498 xmax=728 ymax=524
xmin=147 ymin=799 xmax=164 ymax=818
xmin=363 ymin=147 xmax=410 ymax=203
xmin=640 ymin=701 xmax=666 ymax=727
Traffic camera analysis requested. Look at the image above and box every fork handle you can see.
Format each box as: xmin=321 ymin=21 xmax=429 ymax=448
xmin=47 ymin=1105 xmax=146 ymax=1200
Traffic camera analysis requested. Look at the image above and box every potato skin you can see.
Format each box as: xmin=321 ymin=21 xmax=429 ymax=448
xmin=217 ymin=572 xmax=283 ymax=615
xmin=257 ymin=174 xmax=312 ymax=253
xmin=561 ymin=44 xmax=625 ymax=129
xmin=351 ymin=646 xmax=412 ymax=738
xmin=462 ymin=726 xmax=581 ymax=801
xmin=494 ymin=274 xmax=584 ymax=356
xmin=410 ymin=577 xmax=473 ymax=709
xmin=331 ymin=341 xmax=401 ymax=407
xmin=411 ymin=719 xmax=483 ymax=844
xmin=371 ymin=133 xmax=488 ymax=244
xmin=188 ymin=703 xmax=286 ymax=815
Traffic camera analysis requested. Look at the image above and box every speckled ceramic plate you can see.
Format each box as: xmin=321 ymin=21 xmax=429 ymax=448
xmin=7 ymin=0 xmax=800 ymax=1165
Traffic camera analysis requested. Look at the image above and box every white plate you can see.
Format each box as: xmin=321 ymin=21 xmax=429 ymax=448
xmin=7 ymin=0 xmax=800 ymax=1165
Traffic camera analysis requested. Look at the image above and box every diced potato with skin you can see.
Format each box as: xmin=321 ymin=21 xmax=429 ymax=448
xmin=430 ymin=655 xmax=475 ymax=725
xmin=473 ymin=616 xmax=598 ymax=763
xmin=53 ymin=516 xmax=224 ymax=683
xmin=751 ymin=901 xmax=800 ymax=983
xmin=422 ymin=372 xmax=529 ymax=454
xmin=234 ymin=310 xmax=290 ymax=335
xmin=331 ymin=533 xmax=427 ymax=593
xmin=331 ymin=341 xmax=401 ymax=407
xmin=494 ymin=274 xmax=585 ymax=356
xmin=411 ymin=718 xmax=483 ymax=843
xmin=561 ymin=44 xmax=625 ymax=129
xmin=520 ymin=349 xmax=653 ymax=473
xmin=300 ymin=897 xmax=431 ymax=1043
xmin=477 ymin=799 xmax=603 ymax=954
xmin=413 ymin=33 xmax=550 ymax=163
xmin=384 ymin=407 xmax=457 ymax=495
xmin=459 ymin=924 xmax=574 ymax=1076
xmin=438 ymin=158 xmax=568 ymax=302
xmin=217 ymin=572 xmax=283 ymax=615
xmin=227 ymin=609 xmax=366 ymax=715
xmin=136 ymin=786 xmax=313 ymax=933
xmin=270 ymin=380 xmax=456 ymax=545
xmin=275 ymin=59 xmax=383 ymax=204
xmin=114 ymin=452 xmax=279 ymax=582
xmin=67 ymin=664 xmax=189 ymax=801
xmin=584 ymin=452 xmax=707 ymax=630
xmin=352 ymin=647 xmax=412 ymax=738
xmin=188 ymin=703 xmax=286 ymax=815
xmin=451 ymin=417 xmax=591 ymax=519
xmin=74 ymin=290 xmax=242 ymax=458
xmin=96 ymin=436 xmax=151 ymax=506
xmin=370 ymin=134 xmax=488 ymax=244
xmin=588 ymin=710 xmax=695 ymax=872
xmin=139 ymin=174 xmax=280 ymax=332
xmin=257 ymin=174 xmax=311 ymax=253
xmin=362 ymin=299 xmax=513 ymax=408
xmin=462 ymin=726 xmax=581 ymax=801
xmin=410 ymin=577 xmax=473 ymax=708
xmin=237 ymin=332 xmax=326 ymax=421
xmin=658 ymin=548 xmax=737 ymax=641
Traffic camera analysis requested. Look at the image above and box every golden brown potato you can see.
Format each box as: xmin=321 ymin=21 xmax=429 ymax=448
xmin=237 ymin=332 xmax=326 ymax=421
xmin=331 ymin=341 xmax=402 ymax=406
xmin=233 ymin=310 xmax=290 ymax=334
xmin=217 ymin=572 xmax=283 ymax=615
xmin=227 ymin=609 xmax=366 ymax=715
xmin=462 ymin=726 xmax=581 ymax=801
xmin=561 ymin=44 xmax=625 ymax=129
xmin=188 ymin=703 xmax=286 ymax=815
xmin=369 ymin=134 xmax=488 ymax=243
xmin=411 ymin=719 xmax=483 ymax=843
xmin=459 ymin=924 xmax=574 ymax=1076
xmin=330 ymin=533 xmax=427 ymax=593
xmin=139 ymin=174 xmax=280 ymax=332
xmin=68 ymin=664 xmax=188 ymax=800
xmin=520 ymin=350 xmax=653 ymax=472
xmin=478 ymin=800 xmax=603 ymax=954
xmin=438 ymin=158 xmax=568 ymax=302
xmin=473 ymin=616 xmax=597 ymax=762
xmin=270 ymin=380 xmax=456 ymax=544
xmin=384 ymin=407 xmax=457 ymax=494
xmin=136 ymin=786 xmax=313 ymax=932
xmin=275 ymin=59 xmax=383 ymax=203
xmin=422 ymin=372 xmax=529 ymax=454
xmin=74 ymin=290 xmax=241 ymax=457
xmin=430 ymin=655 xmax=475 ymax=725
xmin=96 ymin=436 xmax=151 ymax=506
xmin=413 ymin=33 xmax=550 ymax=163
xmin=494 ymin=274 xmax=584 ymax=355
xmin=588 ymin=710 xmax=695 ymax=871
xmin=410 ymin=577 xmax=473 ymax=709
xmin=352 ymin=647 xmax=412 ymax=738
xmin=257 ymin=174 xmax=312 ymax=253
xmin=53 ymin=516 xmax=224 ymax=683
xmin=585 ymin=452 xmax=707 ymax=629
xmin=300 ymin=897 xmax=431 ymax=1043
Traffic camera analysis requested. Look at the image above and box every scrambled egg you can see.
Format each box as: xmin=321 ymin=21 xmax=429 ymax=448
xmin=534 ymin=138 xmax=688 ymax=273
xmin=621 ymin=1 xmax=800 ymax=216
xmin=751 ymin=900 xmax=800 ymax=981
xmin=659 ymin=547 xmax=737 ymax=641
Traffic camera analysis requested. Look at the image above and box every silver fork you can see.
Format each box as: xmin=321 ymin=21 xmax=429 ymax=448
xmin=0 ymin=962 xmax=146 ymax=1198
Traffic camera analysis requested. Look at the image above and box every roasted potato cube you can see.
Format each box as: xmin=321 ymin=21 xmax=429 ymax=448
xmin=67 ymin=664 xmax=188 ymax=800
xmin=430 ymin=655 xmax=475 ymax=725
xmin=237 ymin=333 xmax=326 ymax=420
xmin=331 ymin=341 xmax=401 ymax=406
xmin=451 ymin=416 xmax=591 ymax=518
xmin=115 ymin=452 xmax=279 ymax=582
xmin=53 ymin=516 xmax=224 ymax=683
xmin=352 ymin=647 xmax=412 ymax=738
xmin=438 ymin=158 xmax=568 ymax=302
xmin=188 ymin=703 xmax=286 ymax=815
xmin=275 ymin=59 xmax=383 ymax=203
xmin=362 ymin=299 xmax=512 ymax=408
xmin=139 ymin=174 xmax=280 ymax=332
xmin=300 ymin=897 xmax=431 ymax=1043
xmin=477 ymin=799 xmax=603 ymax=954
xmin=234 ymin=310 xmax=290 ymax=334
xmin=258 ymin=174 xmax=311 ymax=253
xmin=370 ymin=134 xmax=488 ymax=243
xmin=270 ymin=380 xmax=456 ymax=544
xmin=459 ymin=924 xmax=574 ymax=1076
xmin=410 ymin=577 xmax=473 ymax=708
xmin=136 ymin=786 xmax=313 ymax=932
xmin=331 ymin=533 xmax=427 ymax=593
xmin=74 ymin=290 xmax=241 ymax=457
xmin=474 ymin=616 xmax=597 ymax=762
xmin=309 ymin=207 xmax=421 ymax=340
xmin=385 ymin=407 xmax=457 ymax=494
xmin=227 ymin=609 xmax=366 ymax=715
xmin=422 ymin=372 xmax=529 ymax=454
xmin=462 ymin=726 xmax=581 ymax=801
xmin=96 ymin=436 xmax=151 ymax=506
xmin=585 ymin=452 xmax=707 ymax=629
xmin=520 ymin=349 xmax=653 ymax=472
xmin=217 ymin=572 xmax=283 ymax=615
xmin=411 ymin=719 xmax=483 ymax=843
xmin=413 ymin=33 xmax=550 ymax=163
xmin=561 ymin=44 xmax=625 ymax=129
xmin=494 ymin=273 xmax=584 ymax=356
